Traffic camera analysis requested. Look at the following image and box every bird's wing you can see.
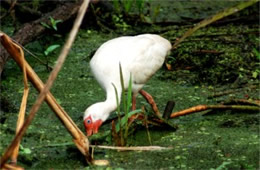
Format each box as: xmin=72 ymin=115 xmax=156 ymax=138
xmin=90 ymin=34 xmax=171 ymax=92
xmin=127 ymin=34 xmax=171 ymax=85
xmin=90 ymin=37 xmax=130 ymax=91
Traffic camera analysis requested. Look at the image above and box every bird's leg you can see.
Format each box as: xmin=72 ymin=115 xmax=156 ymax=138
xmin=139 ymin=89 xmax=161 ymax=117
xmin=131 ymin=94 xmax=136 ymax=111
xmin=128 ymin=94 xmax=139 ymax=124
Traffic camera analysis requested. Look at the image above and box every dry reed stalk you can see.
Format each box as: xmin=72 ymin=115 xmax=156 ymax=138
xmin=0 ymin=0 xmax=92 ymax=167
xmin=91 ymin=145 xmax=173 ymax=151
xmin=9 ymin=40 xmax=29 ymax=164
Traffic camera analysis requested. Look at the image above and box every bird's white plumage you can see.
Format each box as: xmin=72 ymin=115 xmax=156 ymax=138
xmin=84 ymin=34 xmax=171 ymax=122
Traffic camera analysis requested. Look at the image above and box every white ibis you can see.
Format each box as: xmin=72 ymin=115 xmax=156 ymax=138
xmin=84 ymin=34 xmax=172 ymax=136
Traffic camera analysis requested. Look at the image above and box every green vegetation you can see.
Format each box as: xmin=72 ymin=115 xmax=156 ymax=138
xmin=41 ymin=17 xmax=63 ymax=31
xmin=112 ymin=64 xmax=142 ymax=146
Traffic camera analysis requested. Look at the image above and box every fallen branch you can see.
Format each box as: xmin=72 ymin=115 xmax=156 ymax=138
xmin=170 ymin=104 xmax=260 ymax=119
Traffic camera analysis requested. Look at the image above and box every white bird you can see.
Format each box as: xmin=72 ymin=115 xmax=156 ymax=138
xmin=84 ymin=34 xmax=172 ymax=136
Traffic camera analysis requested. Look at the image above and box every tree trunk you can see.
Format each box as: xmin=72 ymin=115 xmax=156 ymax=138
xmin=0 ymin=0 xmax=83 ymax=76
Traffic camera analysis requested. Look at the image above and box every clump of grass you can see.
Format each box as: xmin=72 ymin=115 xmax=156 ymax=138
xmin=112 ymin=64 xmax=142 ymax=146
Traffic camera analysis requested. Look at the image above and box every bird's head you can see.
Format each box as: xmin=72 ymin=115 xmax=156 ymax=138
xmin=83 ymin=103 xmax=110 ymax=136
xmin=83 ymin=115 xmax=102 ymax=136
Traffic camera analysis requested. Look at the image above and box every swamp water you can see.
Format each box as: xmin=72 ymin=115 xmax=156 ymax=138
xmin=0 ymin=29 xmax=259 ymax=169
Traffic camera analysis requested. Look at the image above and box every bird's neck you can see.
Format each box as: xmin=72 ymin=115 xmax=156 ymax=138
xmin=89 ymin=86 xmax=122 ymax=122
xmin=93 ymin=101 xmax=117 ymax=122
xmin=105 ymin=85 xmax=122 ymax=112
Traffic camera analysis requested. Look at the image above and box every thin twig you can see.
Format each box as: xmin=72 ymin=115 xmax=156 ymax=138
xmin=143 ymin=106 xmax=152 ymax=145
xmin=172 ymin=0 xmax=259 ymax=49
xmin=221 ymin=99 xmax=260 ymax=107
xmin=30 ymin=143 xmax=172 ymax=151
xmin=11 ymin=39 xmax=52 ymax=69
xmin=91 ymin=145 xmax=173 ymax=151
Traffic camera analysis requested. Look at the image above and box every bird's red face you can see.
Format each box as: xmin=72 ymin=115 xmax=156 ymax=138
xmin=84 ymin=116 xmax=103 ymax=136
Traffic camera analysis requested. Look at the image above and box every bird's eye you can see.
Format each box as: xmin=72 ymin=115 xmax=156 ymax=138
xmin=87 ymin=119 xmax=91 ymax=124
